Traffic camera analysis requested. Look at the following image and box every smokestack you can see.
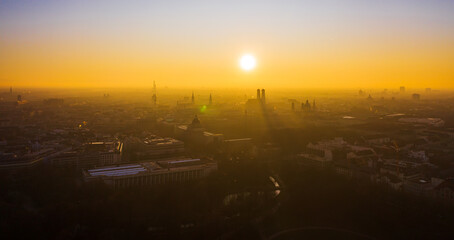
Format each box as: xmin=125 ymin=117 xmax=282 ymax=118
xmin=257 ymin=89 xmax=261 ymax=99
xmin=261 ymin=89 xmax=266 ymax=103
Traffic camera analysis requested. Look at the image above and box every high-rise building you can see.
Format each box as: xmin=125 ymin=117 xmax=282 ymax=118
xmin=305 ymin=99 xmax=311 ymax=111
xmin=209 ymin=93 xmax=212 ymax=105
xmin=152 ymin=81 xmax=157 ymax=105
xmin=256 ymin=89 xmax=261 ymax=99
xmin=412 ymin=93 xmax=421 ymax=100
xmin=17 ymin=95 xmax=21 ymax=102
xmin=191 ymin=91 xmax=195 ymax=104
xmin=400 ymin=86 xmax=406 ymax=93
xmin=152 ymin=94 xmax=157 ymax=105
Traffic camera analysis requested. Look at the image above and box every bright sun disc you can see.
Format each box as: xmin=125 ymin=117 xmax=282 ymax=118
xmin=239 ymin=54 xmax=256 ymax=71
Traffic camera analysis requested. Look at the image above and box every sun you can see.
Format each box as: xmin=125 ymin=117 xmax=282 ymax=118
xmin=239 ymin=54 xmax=256 ymax=71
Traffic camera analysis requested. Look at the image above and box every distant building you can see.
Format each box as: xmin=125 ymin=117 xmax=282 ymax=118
xmin=175 ymin=115 xmax=224 ymax=145
xmin=303 ymin=99 xmax=311 ymax=111
xmin=124 ymin=136 xmax=185 ymax=161
xmin=425 ymin=88 xmax=431 ymax=94
xmin=403 ymin=177 xmax=435 ymax=196
xmin=83 ymin=157 xmax=217 ymax=188
xmin=412 ymin=93 xmax=420 ymax=100
xmin=298 ymin=138 xmax=347 ymax=167
xmin=261 ymin=89 xmax=266 ymax=104
xmin=152 ymin=94 xmax=157 ymax=105
xmin=17 ymin=95 xmax=21 ymax=102
xmin=0 ymin=148 xmax=57 ymax=170
xmin=50 ymin=141 xmax=122 ymax=169
xmin=152 ymin=80 xmax=157 ymax=105
xmin=400 ymin=86 xmax=406 ymax=93
xmin=209 ymin=93 xmax=212 ymax=105
xmin=246 ymin=88 xmax=267 ymax=112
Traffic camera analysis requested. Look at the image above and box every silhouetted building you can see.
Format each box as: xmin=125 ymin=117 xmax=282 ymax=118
xmin=302 ymin=99 xmax=311 ymax=111
xmin=176 ymin=115 xmax=223 ymax=145
xmin=400 ymin=86 xmax=406 ymax=93
xmin=209 ymin=93 xmax=212 ymax=105
xmin=152 ymin=94 xmax=157 ymax=105
xmin=305 ymin=100 xmax=311 ymax=110
xmin=412 ymin=93 xmax=421 ymax=100
xmin=152 ymin=81 xmax=157 ymax=105
xmin=50 ymin=141 xmax=123 ymax=169
xmin=191 ymin=91 xmax=195 ymax=104
xmin=247 ymin=88 xmax=267 ymax=112
xmin=261 ymin=89 xmax=266 ymax=104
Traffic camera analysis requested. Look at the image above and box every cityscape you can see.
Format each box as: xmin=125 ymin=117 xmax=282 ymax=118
xmin=1 ymin=1 xmax=454 ymax=239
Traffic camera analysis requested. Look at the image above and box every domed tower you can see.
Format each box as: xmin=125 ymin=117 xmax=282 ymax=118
xmin=188 ymin=115 xmax=202 ymax=130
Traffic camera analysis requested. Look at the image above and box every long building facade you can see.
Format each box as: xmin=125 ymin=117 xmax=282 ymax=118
xmin=83 ymin=157 xmax=217 ymax=188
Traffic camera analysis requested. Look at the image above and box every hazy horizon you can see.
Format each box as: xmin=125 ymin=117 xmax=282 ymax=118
xmin=1 ymin=0 xmax=454 ymax=89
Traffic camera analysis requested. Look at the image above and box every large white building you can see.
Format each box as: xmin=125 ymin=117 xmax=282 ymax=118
xmin=83 ymin=157 xmax=217 ymax=188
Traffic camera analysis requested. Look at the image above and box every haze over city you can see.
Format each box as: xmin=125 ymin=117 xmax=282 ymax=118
xmin=2 ymin=1 xmax=454 ymax=239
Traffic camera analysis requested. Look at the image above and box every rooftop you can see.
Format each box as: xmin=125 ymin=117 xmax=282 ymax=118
xmin=85 ymin=157 xmax=213 ymax=178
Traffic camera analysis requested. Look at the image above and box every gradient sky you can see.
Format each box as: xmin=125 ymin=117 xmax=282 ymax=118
xmin=1 ymin=0 xmax=453 ymax=88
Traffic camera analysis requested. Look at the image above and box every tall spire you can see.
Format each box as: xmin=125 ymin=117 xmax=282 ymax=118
xmin=191 ymin=91 xmax=195 ymax=104
xmin=209 ymin=93 xmax=212 ymax=105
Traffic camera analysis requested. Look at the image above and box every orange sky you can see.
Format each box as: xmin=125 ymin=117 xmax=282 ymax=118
xmin=1 ymin=0 xmax=453 ymax=89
